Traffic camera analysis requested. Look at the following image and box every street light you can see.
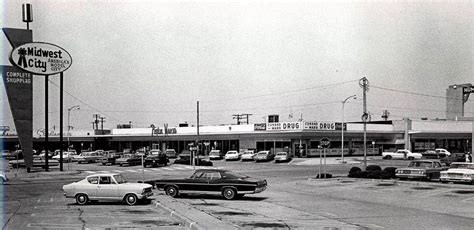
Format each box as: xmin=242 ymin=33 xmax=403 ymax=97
xmin=67 ymin=105 xmax=80 ymax=151
xmin=341 ymin=95 xmax=357 ymax=163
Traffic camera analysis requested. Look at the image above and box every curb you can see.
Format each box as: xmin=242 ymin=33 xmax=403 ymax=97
xmin=155 ymin=201 xmax=202 ymax=230
xmin=153 ymin=195 xmax=238 ymax=230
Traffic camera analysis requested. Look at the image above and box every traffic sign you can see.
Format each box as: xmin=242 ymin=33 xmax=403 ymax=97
xmin=190 ymin=147 xmax=197 ymax=151
xmin=320 ymin=137 xmax=330 ymax=148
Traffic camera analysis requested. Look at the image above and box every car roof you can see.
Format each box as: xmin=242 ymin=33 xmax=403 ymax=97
xmin=194 ymin=169 xmax=228 ymax=173
xmin=411 ymin=159 xmax=441 ymax=163
xmin=86 ymin=173 xmax=120 ymax=178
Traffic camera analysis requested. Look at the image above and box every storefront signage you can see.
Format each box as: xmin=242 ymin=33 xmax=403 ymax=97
xmin=254 ymin=123 xmax=266 ymax=131
xmin=153 ymin=127 xmax=177 ymax=135
xmin=304 ymin=121 xmax=338 ymax=130
xmin=10 ymin=42 xmax=72 ymax=75
xmin=281 ymin=122 xmax=302 ymax=130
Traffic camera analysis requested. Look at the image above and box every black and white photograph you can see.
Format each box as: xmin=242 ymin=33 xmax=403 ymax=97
xmin=1 ymin=0 xmax=473 ymax=229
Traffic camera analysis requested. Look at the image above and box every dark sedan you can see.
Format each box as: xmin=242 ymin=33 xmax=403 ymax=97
xmin=395 ymin=160 xmax=448 ymax=181
xmin=146 ymin=169 xmax=267 ymax=200
xmin=116 ymin=154 xmax=142 ymax=166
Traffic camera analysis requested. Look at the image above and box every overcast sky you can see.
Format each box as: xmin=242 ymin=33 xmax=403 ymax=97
xmin=1 ymin=0 xmax=472 ymax=132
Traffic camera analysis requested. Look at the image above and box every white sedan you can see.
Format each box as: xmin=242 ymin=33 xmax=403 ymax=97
xmin=62 ymin=173 xmax=153 ymax=206
xmin=225 ymin=151 xmax=240 ymax=161
xmin=382 ymin=149 xmax=422 ymax=160
xmin=52 ymin=152 xmax=78 ymax=162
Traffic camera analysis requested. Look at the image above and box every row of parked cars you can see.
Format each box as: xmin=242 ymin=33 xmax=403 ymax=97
xmin=395 ymin=159 xmax=474 ymax=184
xmin=7 ymin=149 xmax=176 ymax=168
xmin=208 ymin=150 xmax=293 ymax=163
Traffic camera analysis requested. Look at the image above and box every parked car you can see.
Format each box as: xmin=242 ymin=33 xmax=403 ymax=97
xmin=209 ymin=150 xmax=223 ymax=160
xmin=382 ymin=149 xmax=422 ymax=160
xmin=146 ymin=169 xmax=267 ymax=200
xmin=52 ymin=151 xmax=78 ymax=162
xmin=254 ymin=151 xmax=275 ymax=162
xmin=39 ymin=150 xmax=54 ymax=160
xmin=10 ymin=155 xmax=59 ymax=168
xmin=77 ymin=151 xmax=103 ymax=164
xmin=164 ymin=149 xmax=177 ymax=158
xmin=117 ymin=154 xmax=142 ymax=166
xmin=100 ymin=151 xmax=122 ymax=165
xmin=440 ymin=162 xmax=474 ymax=184
xmin=174 ymin=151 xmax=213 ymax=166
xmin=441 ymin=152 xmax=467 ymax=166
xmin=62 ymin=173 xmax=153 ymax=206
xmin=395 ymin=160 xmax=448 ymax=181
xmin=240 ymin=150 xmax=256 ymax=161
xmin=421 ymin=149 xmax=451 ymax=158
xmin=274 ymin=152 xmax=292 ymax=163
xmin=144 ymin=150 xmax=169 ymax=167
xmin=224 ymin=151 xmax=240 ymax=161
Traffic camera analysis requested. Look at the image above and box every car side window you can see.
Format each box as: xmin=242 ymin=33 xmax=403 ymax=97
xmin=88 ymin=177 xmax=98 ymax=184
xmin=434 ymin=162 xmax=441 ymax=168
xmin=99 ymin=176 xmax=111 ymax=184
xmin=204 ymin=172 xmax=221 ymax=180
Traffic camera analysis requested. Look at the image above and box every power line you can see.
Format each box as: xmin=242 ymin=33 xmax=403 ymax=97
xmin=47 ymin=79 xmax=125 ymax=124
xmin=371 ymin=85 xmax=463 ymax=100
xmin=201 ymin=79 xmax=360 ymax=103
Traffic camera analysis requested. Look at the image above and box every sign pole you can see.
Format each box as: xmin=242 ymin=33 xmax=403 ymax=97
xmin=59 ymin=72 xmax=63 ymax=171
xmin=44 ymin=75 xmax=49 ymax=171
xmin=319 ymin=148 xmax=322 ymax=178
xmin=324 ymin=148 xmax=327 ymax=179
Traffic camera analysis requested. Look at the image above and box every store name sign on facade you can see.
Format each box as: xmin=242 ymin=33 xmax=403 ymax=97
xmin=10 ymin=42 xmax=72 ymax=75
xmin=264 ymin=121 xmax=346 ymax=131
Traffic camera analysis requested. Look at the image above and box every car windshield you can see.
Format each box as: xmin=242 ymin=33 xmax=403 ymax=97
xmin=227 ymin=151 xmax=237 ymax=155
xmin=408 ymin=161 xmax=433 ymax=168
xmin=258 ymin=152 xmax=268 ymax=156
xmin=113 ymin=174 xmax=127 ymax=184
xmin=276 ymin=153 xmax=286 ymax=156
xmin=223 ymin=171 xmax=249 ymax=179
xmin=450 ymin=164 xmax=474 ymax=169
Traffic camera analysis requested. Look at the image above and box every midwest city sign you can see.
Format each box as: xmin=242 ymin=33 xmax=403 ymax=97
xmin=10 ymin=42 xmax=72 ymax=75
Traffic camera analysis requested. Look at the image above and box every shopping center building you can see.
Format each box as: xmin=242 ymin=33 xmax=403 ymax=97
xmin=2 ymin=118 xmax=471 ymax=157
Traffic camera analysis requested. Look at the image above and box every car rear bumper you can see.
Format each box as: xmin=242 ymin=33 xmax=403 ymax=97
xmin=396 ymin=174 xmax=427 ymax=179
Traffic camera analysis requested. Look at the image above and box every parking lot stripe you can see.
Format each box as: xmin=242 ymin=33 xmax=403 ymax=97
xmin=113 ymin=170 xmax=122 ymax=173
xmin=125 ymin=169 xmax=137 ymax=172
xmin=161 ymin=167 xmax=173 ymax=170
xmin=84 ymin=171 xmax=94 ymax=174
xmin=150 ymin=168 xmax=162 ymax=171
xmin=99 ymin=171 xmax=109 ymax=173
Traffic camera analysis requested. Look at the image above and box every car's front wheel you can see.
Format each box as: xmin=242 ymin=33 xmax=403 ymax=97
xmin=165 ymin=185 xmax=179 ymax=198
xmin=222 ymin=187 xmax=236 ymax=200
xmin=75 ymin=193 xmax=89 ymax=205
xmin=384 ymin=155 xmax=392 ymax=160
xmin=125 ymin=194 xmax=138 ymax=206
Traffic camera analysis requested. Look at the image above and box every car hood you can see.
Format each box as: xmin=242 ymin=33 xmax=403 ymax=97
xmin=445 ymin=169 xmax=474 ymax=174
xmin=398 ymin=167 xmax=428 ymax=171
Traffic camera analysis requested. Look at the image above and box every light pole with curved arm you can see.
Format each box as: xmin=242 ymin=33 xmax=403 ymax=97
xmin=341 ymin=95 xmax=357 ymax=163
xmin=67 ymin=105 xmax=80 ymax=150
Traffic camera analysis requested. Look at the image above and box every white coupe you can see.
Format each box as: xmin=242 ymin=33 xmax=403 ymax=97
xmin=63 ymin=173 xmax=153 ymax=206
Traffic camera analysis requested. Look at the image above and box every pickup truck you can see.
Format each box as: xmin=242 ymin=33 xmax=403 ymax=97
xmin=144 ymin=150 xmax=169 ymax=167
xmin=382 ymin=149 xmax=422 ymax=160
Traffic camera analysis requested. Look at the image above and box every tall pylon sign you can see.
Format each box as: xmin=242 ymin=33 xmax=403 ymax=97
xmin=2 ymin=4 xmax=72 ymax=172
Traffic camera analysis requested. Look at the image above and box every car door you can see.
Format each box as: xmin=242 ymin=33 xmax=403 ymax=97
xmin=83 ymin=176 xmax=99 ymax=198
xmin=206 ymin=172 xmax=223 ymax=192
xmin=180 ymin=171 xmax=207 ymax=191
xmin=96 ymin=176 xmax=119 ymax=199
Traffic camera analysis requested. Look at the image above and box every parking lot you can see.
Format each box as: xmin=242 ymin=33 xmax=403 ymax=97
xmin=1 ymin=156 xmax=473 ymax=229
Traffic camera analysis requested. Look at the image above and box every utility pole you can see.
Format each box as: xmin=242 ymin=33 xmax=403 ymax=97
xmin=196 ymin=101 xmax=200 ymax=169
xmin=359 ymin=77 xmax=369 ymax=170
xmin=233 ymin=114 xmax=242 ymax=125
xmin=100 ymin=116 xmax=106 ymax=132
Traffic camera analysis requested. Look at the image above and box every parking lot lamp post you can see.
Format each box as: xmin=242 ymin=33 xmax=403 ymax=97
xmin=341 ymin=95 xmax=356 ymax=163
xmin=67 ymin=105 xmax=80 ymax=150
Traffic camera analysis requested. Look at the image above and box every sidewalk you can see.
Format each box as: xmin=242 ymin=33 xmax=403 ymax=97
xmin=4 ymin=166 xmax=81 ymax=183
xmin=154 ymin=195 xmax=238 ymax=230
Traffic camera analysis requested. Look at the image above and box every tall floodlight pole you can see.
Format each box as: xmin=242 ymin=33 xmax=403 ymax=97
xmin=67 ymin=105 xmax=80 ymax=151
xmin=359 ymin=77 xmax=369 ymax=170
xmin=341 ymin=95 xmax=357 ymax=164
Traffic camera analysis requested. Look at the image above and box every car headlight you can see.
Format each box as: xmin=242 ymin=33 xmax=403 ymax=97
xmin=396 ymin=170 xmax=401 ymax=174
xmin=463 ymin=174 xmax=473 ymax=178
